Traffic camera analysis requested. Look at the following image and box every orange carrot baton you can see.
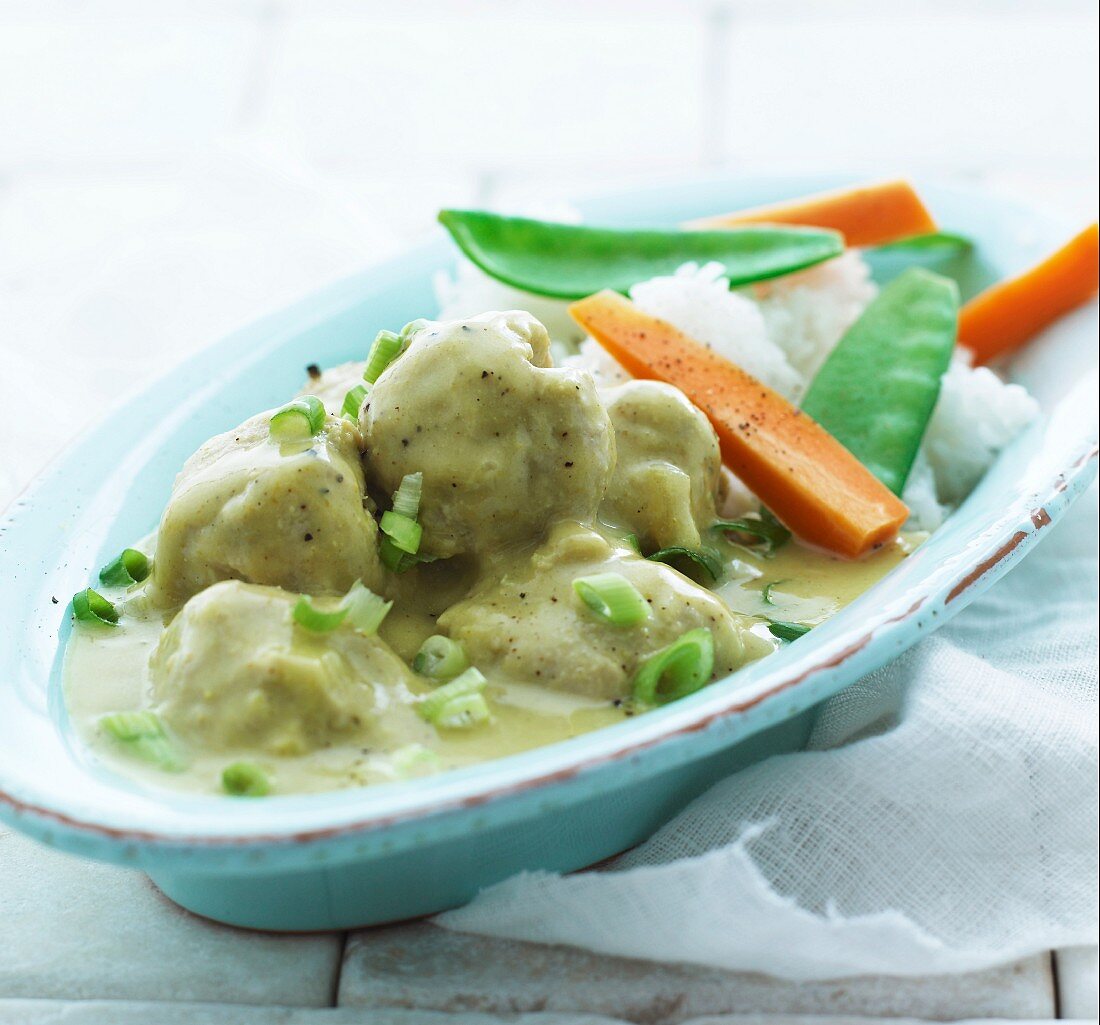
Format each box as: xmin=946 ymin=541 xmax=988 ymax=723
xmin=570 ymin=291 xmax=909 ymax=559
xmin=958 ymin=223 xmax=1099 ymax=365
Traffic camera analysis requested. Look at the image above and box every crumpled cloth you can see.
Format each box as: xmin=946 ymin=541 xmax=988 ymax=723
xmin=437 ymin=485 xmax=1099 ymax=980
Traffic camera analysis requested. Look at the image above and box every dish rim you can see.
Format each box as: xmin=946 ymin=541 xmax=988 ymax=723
xmin=0 ymin=173 xmax=1096 ymax=866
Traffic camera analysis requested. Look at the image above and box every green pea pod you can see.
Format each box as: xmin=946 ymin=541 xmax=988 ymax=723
xmin=802 ymin=267 xmax=959 ymax=495
xmin=438 ymin=210 xmax=843 ymax=300
xmin=865 ymin=232 xmax=995 ymax=302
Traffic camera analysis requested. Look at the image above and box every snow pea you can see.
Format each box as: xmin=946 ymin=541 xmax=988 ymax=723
xmin=865 ymin=232 xmax=994 ymax=302
xmin=801 ymin=267 xmax=959 ymax=496
xmin=438 ymin=209 xmax=843 ymax=300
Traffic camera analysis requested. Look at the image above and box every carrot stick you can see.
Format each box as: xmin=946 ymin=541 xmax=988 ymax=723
xmin=687 ymin=179 xmax=937 ymax=248
xmin=570 ymin=291 xmax=909 ymax=559
xmin=958 ymin=223 xmax=1099 ymax=365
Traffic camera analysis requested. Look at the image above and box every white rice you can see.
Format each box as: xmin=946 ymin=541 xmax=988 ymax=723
xmin=628 ymin=262 xmax=802 ymax=398
xmin=918 ymin=352 xmax=1040 ymax=506
xmin=746 ymin=250 xmax=878 ymax=385
xmin=435 ymin=244 xmax=1039 ymax=532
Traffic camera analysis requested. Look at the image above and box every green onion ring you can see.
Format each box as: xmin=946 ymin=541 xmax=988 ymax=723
xmin=221 ymin=761 xmax=271 ymax=797
xmin=413 ymin=635 xmax=469 ymax=681
xmin=292 ymin=595 xmax=349 ymax=632
xmin=572 ymin=572 xmax=650 ymax=627
xmin=363 ymin=329 xmax=404 ymax=384
xmin=100 ymin=711 xmax=185 ymax=771
xmin=98 ymin=548 xmax=150 ymax=587
xmin=380 ymin=510 xmax=423 ymax=555
xmin=270 ymin=395 xmax=326 ymax=441
xmin=342 ymin=384 xmax=369 ymax=420
xmin=632 ymin=628 xmax=715 ymax=708
xmin=72 ymin=587 xmax=120 ymax=627
xmin=391 ymin=471 xmax=423 ymax=520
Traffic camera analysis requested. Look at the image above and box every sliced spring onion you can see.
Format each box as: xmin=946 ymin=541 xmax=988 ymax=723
xmin=99 ymin=548 xmax=150 ymax=587
xmin=431 ymin=691 xmax=491 ymax=729
xmin=712 ymin=516 xmax=791 ymax=553
xmin=646 ymin=546 xmax=723 ymax=582
xmin=293 ymin=582 xmax=391 ymax=634
xmin=342 ymin=384 xmax=369 ymax=420
xmin=400 ymin=318 xmax=429 ymax=342
xmin=270 ymin=395 xmax=325 ymax=441
xmin=413 ymin=635 xmax=469 ymax=681
xmin=380 ymin=510 xmax=422 ymax=555
xmin=363 ymin=329 xmax=404 ymax=384
xmin=100 ymin=711 xmax=185 ymax=771
xmin=72 ymin=587 xmax=119 ymax=627
xmin=343 ymin=580 xmax=392 ymax=635
xmin=380 ymin=535 xmax=418 ymax=573
xmin=572 ymin=572 xmax=650 ymax=627
xmin=221 ymin=761 xmax=271 ymax=796
xmin=417 ymin=667 xmax=488 ymax=728
xmin=391 ymin=471 xmax=423 ymax=520
xmin=623 ymin=533 xmax=643 ymax=554
xmin=632 ymin=628 xmax=715 ymax=708
xmin=292 ymin=595 xmax=348 ymax=632
xmin=392 ymin=743 xmax=443 ymax=778
xmin=768 ymin=620 xmax=811 ymax=642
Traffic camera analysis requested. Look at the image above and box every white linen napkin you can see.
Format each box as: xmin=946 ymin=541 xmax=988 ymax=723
xmin=437 ymin=484 xmax=1099 ymax=980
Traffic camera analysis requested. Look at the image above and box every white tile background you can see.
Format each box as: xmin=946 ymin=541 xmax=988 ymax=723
xmin=0 ymin=0 xmax=1096 ymax=1018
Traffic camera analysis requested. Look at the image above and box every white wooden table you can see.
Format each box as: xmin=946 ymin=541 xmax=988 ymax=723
xmin=1 ymin=2 xmax=1096 ymax=1020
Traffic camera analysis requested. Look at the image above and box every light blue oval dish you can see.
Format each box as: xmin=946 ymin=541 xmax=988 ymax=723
xmin=1 ymin=176 xmax=1096 ymax=930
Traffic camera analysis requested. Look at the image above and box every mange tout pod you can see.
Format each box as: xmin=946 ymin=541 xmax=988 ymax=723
xmin=570 ymin=290 xmax=910 ymax=559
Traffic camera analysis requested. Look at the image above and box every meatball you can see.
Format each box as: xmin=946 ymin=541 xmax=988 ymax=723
xmin=438 ymin=523 xmax=765 ymax=701
xmin=600 ymin=381 xmax=723 ymax=551
xmin=360 ymin=311 xmax=615 ymax=560
xmin=150 ymin=581 xmax=413 ymax=755
xmin=149 ymin=411 xmax=383 ymax=607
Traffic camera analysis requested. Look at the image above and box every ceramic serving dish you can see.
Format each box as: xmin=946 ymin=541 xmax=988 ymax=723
xmin=0 ymin=176 xmax=1096 ymax=931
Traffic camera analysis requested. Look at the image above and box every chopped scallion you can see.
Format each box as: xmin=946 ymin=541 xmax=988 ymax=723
xmin=417 ymin=667 xmax=489 ymax=728
xmin=572 ymin=572 xmax=650 ymax=627
xmin=222 ymin=761 xmax=271 ymax=796
xmin=712 ymin=516 xmax=791 ymax=553
xmin=342 ymin=580 xmax=392 ymax=635
xmin=768 ymin=620 xmax=811 ymax=642
xmin=72 ymin=587 xmax=120 ymax=627
xmin=363 ymin=329 xmax=404 ymax=383
xmin=413 ymin=635 xmax=469 ymax=680
xmin=400 ymin=319 xmax=429 ymax=343
xmin=101 ymin=711 xmax=185 ymax=771
xmin=380 ymin=510 xmax=422 ymax=555
xmin=99 ymin=548 xmax=150 ymax=587
xmin=342 ymin=384 xmax=369 ymax=420
xmin=292 ymin=595 xmax=348 ymax=632
xmin=391 ymin=471 xmax=423 ymax=520
xmin=632 ymin=628 xmax=715 ymax=708
xmin=647 ymin=546 xmax=723 ymax=582
xmin=431 ymin=692 xmax=491 ymax=730
xmin=293 ymin=582 xmax=391 ymax=634
xmin=380 ymin=535 xmax=418 ymax=573
xmin=270 ymin=395 xmax=326 ymax=441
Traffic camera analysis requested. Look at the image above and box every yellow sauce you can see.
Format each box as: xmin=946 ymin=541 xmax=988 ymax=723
xmin=64 ymin=531 xmax=916 ymax=796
